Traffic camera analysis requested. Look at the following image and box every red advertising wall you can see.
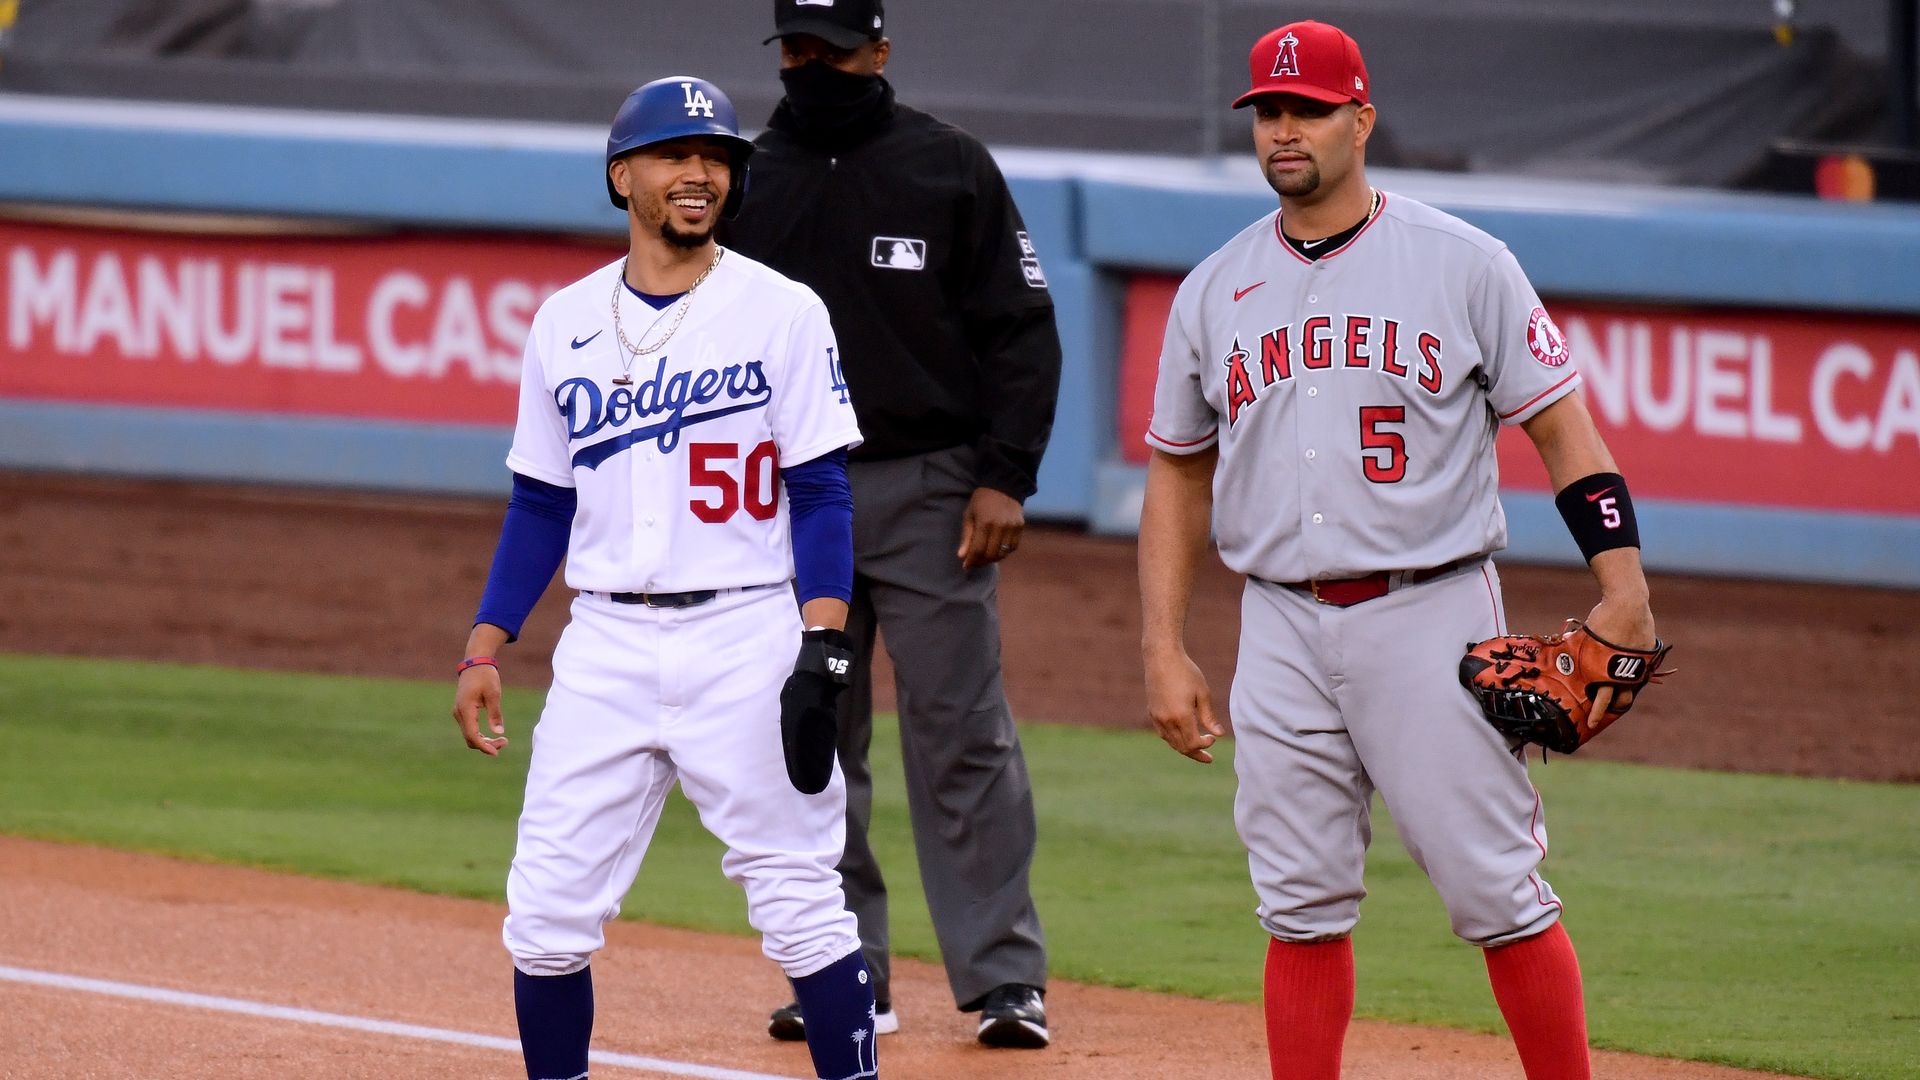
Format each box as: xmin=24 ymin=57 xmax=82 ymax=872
xmin=1116 ymin=274 xmax=1920 ymax=516
xmin=0 ymin=220 xmax=621 ymax=424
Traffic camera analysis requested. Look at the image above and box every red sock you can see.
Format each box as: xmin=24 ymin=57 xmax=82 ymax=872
xmin=1483 ymin=922 xmax=1591 ymax=1080
xmin=1263 ymin=937 xmax=1353 ymax=1080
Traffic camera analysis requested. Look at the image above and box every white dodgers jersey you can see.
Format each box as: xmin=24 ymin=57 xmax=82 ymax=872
xmin=508 ymin=252 xmax=862 ymax=593
xmin=1146 ymin=193 xmax=1581 ymax=581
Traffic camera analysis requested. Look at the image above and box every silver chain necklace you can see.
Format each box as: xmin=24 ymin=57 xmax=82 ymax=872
xmin=609 ymin=245 xmax=724 ymax=385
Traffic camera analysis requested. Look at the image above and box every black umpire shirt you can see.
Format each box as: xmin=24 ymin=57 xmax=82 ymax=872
xmin=722 ymin=84 xmax=1062 ymax=502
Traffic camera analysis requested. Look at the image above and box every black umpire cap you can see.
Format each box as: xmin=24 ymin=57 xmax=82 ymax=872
xmin=765 ymin=0 xmax=885 ymax=48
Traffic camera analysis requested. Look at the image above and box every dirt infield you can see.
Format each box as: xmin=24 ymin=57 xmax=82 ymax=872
xmin=4 ymin=468 xmax=1914 ymax=1077
xmin=1 ymin=837 xmax=1802 ymax=1080
xmin=4 ymin=470 xmax=1916 ymax=781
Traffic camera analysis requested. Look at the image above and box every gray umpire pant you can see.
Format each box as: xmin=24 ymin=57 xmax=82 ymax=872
xmin=835 ymin=443 xmax=1047 ymax=1011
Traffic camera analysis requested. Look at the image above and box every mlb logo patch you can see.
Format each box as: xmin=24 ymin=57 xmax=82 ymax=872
xmin=871 ymin=236 xmax=927 ymax=270
xmin=1016 ymin=230 xmax=1048 ymax=288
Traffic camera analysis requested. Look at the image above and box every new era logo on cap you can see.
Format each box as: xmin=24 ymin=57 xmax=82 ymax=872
xmin=1233 ymin=20 xmax=1370 ymax=109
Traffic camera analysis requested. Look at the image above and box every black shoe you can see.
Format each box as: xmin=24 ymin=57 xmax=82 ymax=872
xmin=975 ymin=983 xmax=1049 ymax=1049
xmin=768 ymin=1000 xmax=805 ymax=1042
xmin=769 ymin=998 xmax=898 ymax=1041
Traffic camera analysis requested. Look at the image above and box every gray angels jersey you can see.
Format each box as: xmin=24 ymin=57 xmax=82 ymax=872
xmin=1146 ymin=192 xmax=1581 ymax=581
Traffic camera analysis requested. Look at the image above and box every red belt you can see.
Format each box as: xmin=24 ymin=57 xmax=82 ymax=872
xmin=1266 ymin=558 xmax=1471 ymax=607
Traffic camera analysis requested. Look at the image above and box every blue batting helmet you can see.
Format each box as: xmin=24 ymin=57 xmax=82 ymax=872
xmin=605 ymin=75 xmax=755 ymax=217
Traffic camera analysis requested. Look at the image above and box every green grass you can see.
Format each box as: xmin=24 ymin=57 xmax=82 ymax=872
xmin=2 ymin=654 xmax=1916 ymax=1078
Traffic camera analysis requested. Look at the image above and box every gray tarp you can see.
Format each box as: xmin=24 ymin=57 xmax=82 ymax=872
xmin=0 ymin=0 xmax=1902 ymax=186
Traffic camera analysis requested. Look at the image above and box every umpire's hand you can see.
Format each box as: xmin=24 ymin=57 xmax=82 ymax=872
xmin=958 ymin=487 xmax=1025 ymax=568
xmin=780 ymin=628 xmax=856 ymax=793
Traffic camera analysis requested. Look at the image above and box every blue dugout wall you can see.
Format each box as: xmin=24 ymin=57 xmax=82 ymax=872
xmin=2 ymin=95 xmax=1918 ymax=585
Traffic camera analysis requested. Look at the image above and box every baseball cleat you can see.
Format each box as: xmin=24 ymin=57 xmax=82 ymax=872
xmin=767 ymin=1000 xmax=899 ymax=1040
xmin=767 ymin=1000 xmax=805 ymax=1041
xmin=975 ymin=983 xmax=1048 ymax=1049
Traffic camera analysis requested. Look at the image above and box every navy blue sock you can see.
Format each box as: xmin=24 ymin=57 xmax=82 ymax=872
xmin=790 ymin=950 xmax=878 ymax=1079
xmin=514 ymin=966 xmax=593 ymax=1080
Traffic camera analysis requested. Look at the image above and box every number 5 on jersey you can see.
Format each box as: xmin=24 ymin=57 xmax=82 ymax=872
xmin=1359 ymin=405 xmax=1407 ymax=484
xmin=689 ymin=441 xmax=778 ymax=523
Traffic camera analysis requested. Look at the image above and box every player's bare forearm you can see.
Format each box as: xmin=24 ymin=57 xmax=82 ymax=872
xmin=1139 ymin=447 xmax=1227 ymax=763
xmin=451 ymin=622 xmax=512 ymax=757
xmin=1138 ymin=447 xmax=1217 ymax=655
xmin=464 ymin=622 xmax=512 ymax=660
xmin=1520 ymin=392 xmax=1656 ymax=647
xmin=1519 ymin=392 xmax=1616 ymax=491
xmin=800 ymin=597 xmax=850 ymax=632
xmin=1585 ymin=549 xmax=1655 ymax=648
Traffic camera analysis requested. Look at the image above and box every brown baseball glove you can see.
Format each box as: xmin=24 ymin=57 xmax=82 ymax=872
xmin=1459 ymin=621 xmax=1673 ymax=753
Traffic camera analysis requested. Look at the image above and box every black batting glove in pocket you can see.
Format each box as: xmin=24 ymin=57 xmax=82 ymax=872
xmin=779 ymin=628 xmax=854 ymax=795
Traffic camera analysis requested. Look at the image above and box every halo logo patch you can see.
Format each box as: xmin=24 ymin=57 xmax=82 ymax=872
xmin=1527 ymin=306 xmax=1570 ymax=367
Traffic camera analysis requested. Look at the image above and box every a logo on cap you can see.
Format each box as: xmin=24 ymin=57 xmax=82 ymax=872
xmin=681 ymin=82 xmax=715 ymax=118
xmin=1271 ymin=31 xmax=1301 ymax=77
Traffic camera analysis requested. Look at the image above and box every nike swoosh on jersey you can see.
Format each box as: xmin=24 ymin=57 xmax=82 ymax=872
xmin=571 ymin=331 xmax=603 ymax=349
xmin=1585 ymin=486 xmax=1618 ymax=502
xmin=1233 ymin=282 xmax=1266 ymax=302
xmin=1302 ymin=238 xmax=1329 ymax=249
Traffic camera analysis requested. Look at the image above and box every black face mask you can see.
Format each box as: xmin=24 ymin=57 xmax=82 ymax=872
xmin=777 ymin=61 xmax=891 ymax=148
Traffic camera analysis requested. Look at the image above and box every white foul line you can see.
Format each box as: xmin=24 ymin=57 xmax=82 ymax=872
xmin=0 ymin=964 xmax=797 ymax=1080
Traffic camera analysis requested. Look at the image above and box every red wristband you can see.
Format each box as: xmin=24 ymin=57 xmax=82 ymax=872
xmin=456 ymin=656 xmax=498 ymax=675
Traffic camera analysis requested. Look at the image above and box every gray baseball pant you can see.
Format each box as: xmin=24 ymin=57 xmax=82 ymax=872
xmin=832 ymin=444 xmax=1047 ymax=1010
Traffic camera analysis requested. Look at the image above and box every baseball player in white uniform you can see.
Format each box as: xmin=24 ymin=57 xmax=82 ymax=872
xmin=450 ymin=76 xmax=880 ymax=1080
xmin=1137 ymin=23 xmax=1659 ymax=1080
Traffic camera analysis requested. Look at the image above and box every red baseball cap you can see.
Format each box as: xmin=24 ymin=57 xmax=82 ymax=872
xmin=1232 ymin=21 xmax=1369 ymax=109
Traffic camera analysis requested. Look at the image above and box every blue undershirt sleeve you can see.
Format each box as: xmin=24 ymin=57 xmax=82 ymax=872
xmin=474 ymin=473 xmax=576 ymax=642
xmin=784 ymin=449 xmax=854 ymax=606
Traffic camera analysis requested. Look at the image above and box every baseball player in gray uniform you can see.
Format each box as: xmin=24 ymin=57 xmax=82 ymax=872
xmin=1137 ymin=22 xmax=1659 ymax=1080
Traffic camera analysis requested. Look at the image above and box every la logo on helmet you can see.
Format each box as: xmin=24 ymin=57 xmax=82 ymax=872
xmin=1271 ymin=31 xmax=1301 ymax=77
xmin=681 ymin=82 xmax=715 ymax=118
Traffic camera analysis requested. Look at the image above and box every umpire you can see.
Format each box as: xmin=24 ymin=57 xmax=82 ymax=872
xmin=722 ymin=0 xmax=1062 ymax=1051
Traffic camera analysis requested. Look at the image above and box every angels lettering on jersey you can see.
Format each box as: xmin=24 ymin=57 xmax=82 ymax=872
xmin=1223 ymin=314 xmax=1444 ymax=429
